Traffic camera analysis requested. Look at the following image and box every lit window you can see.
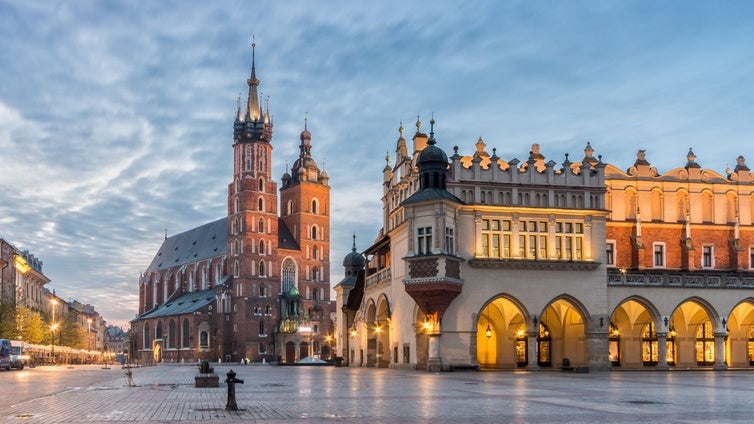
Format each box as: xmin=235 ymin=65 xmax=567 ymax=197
xmin=702 ymin=245 xmax=714 ymax=269
xmin=653 ymin=243 xmax=665 ymax=268
xmin=606 ymin=241 xmax=615 ymax=266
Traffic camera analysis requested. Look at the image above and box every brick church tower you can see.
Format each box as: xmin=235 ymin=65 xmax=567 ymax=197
xmin=133 ymin=42 xmax=332 ymax=365
xmin=227 ymin=43 xmax=332 ymax=363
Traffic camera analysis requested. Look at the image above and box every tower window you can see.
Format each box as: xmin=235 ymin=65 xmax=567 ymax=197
xmin=258 ymin=178 xmax=264 ymax=192
xmin=258 ymin=198 xmax=264 ymax=211
xmin=259 ymin=219 xmax=265 ymax=233
xmin=312 ymin=199 xmax=318 ymax=214
xmin=311 ymin=226 xmax=318 ymax=240
xmin=417 ymin=227 xmax=432 ymax=255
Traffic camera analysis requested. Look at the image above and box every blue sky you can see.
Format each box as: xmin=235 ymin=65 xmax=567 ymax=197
xmin=1 ymin=1 xmax=754 ymax=328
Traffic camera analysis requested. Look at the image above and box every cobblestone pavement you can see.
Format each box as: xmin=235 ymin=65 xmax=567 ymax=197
xmin=2 ymin=364 xmax=754 ymax=423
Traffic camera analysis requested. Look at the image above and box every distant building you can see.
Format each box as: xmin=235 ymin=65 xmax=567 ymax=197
xmin=132 ymin=44 xmax=333 ymax=364
xmin=339 ymin=119 xmax=754 ymax=371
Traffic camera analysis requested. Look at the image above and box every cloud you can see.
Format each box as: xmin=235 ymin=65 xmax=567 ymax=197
xmin=2 ymin=1 xmax=754 ymax=327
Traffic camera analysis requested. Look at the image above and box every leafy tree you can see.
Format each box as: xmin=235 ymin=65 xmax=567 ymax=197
xmin=0 ymin=301 xmax=15 ymax=338
xmin=16 ymin=306 xmax=45 ymax=344
xmin=59 ymin=317 xmax=86 ymax=349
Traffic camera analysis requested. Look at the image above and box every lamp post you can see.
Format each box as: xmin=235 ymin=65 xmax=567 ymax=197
xmin=87 ymin=318 xmax=92 ymax=350
xmin=51 ymin=299 xmax=58 ymax=363
xmin=374 ymin=325 xmax=381 ymax=368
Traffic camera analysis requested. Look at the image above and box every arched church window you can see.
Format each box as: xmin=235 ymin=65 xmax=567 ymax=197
xmin=311 ymin=226 xmax=318 ymax=240
xmin=156 ymin=321 xmax=163 ymax=340
xmin=143 ymin=323 xmax=150 ymax=349
xmin=287 ymin=200 xmax=294 ymax=215
xmin=259 ymin=197 xmax=264 ymax=211
xmin=199 ymin=330 xmax=209 ymax=348
xmin=182 ymin=319 xmax=189 ymax=348
xmin=258 ymin=178 xmax=264 ymax=192
xmin=312 ymin=199 xmax=318 ymax=214
xmin=259 ymin=320 xmax=266 ymax=336
xmin=312 ymin=266 xmax=319 ymax=282
xmin=281 ymin=258 xmax=296 ymax=293
xmin=215 ymin=263 xmax=222 ymax=282
xmin=168 ymin=319 xmax=176 ymax=349
xmin=259 ymin=240 xmax=265 ymax=255
xmin=259 ymin=219 xmax=264 ymax=233
xmin=259 ymin=261 xmax=266 ymax=277
xmin=313 ymin=246 xmax=318 ymax=259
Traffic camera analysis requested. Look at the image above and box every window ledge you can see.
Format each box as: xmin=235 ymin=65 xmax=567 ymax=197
xmin=468 ymin=259 xmax=600 ymax=270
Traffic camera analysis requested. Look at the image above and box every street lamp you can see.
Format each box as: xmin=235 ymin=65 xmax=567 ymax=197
xmin=51 ymin=299 xmax=58 ymax=363
xmin=375 ymin=325 xmax=381 ymax=367
xmin=51 ymin=323 xmax=59 ymax=361
xmin=87 ymin=318 xmax=92 ymax=351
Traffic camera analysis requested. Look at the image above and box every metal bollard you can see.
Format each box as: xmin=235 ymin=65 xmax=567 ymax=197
xmin=225 ymin=369 xmax=244 ymax=411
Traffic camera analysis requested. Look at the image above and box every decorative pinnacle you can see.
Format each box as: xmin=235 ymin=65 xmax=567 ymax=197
xmin=428 ymin=114 xmax=436 ymax=145
xmin=415 ymin=115 xmax=421 ymax=132
xmin=352 ymin=233 xmax=357 ymax=252
xmin=399 ymin=121 xmax=403 ymax=137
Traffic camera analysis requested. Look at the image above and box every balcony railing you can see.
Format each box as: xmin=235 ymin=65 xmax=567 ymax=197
xmin=366 ymin=267 xmax=391 ymax=287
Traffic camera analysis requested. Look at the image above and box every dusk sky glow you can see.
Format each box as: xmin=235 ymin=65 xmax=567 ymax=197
xmin=2 ymin=1 xmax=754 ymax=327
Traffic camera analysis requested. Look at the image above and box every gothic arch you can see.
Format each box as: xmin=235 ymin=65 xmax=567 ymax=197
xmin=281 ymin=257 xmax=297 ymax=292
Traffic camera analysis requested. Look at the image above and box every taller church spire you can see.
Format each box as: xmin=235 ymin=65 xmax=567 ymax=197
xmin=233 ymin=40 xmax=272 ymax=145
xmin=246 ymin=41 xmax=261 ymax=121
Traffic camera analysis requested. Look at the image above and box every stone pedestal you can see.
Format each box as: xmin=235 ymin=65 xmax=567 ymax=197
xmin=195 ymin=373 xmax=219 ymax=387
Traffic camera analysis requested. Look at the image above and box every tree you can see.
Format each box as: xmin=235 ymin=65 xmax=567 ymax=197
xmin=0 ymin=301 xmax=15 ymax=338
xmin=16 ymin=306 xmax=45 ymax=344
xmin=59 ymin=317 xmax=86 ymax=349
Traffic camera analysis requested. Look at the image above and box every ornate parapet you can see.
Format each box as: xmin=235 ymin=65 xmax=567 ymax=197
xmin=607 ymin=269 xmax=754 ymax=288
xmin=403 ymin=254 xmax=464 ymax=318
xmin=469 ymin=259 xmax=600 ymax=271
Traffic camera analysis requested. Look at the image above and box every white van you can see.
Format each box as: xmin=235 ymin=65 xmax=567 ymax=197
xmin=10 ymin=340 xmax=31 ymax=370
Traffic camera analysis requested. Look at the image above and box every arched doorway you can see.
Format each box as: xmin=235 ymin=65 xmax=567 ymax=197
xmin=610 ymin=298 xmax=660 ymax=369
xmin=285 ymin=341 xmax=295 ymax=363
xmin=539 ymin=298 xmax=586 ymax=367
xmin=669 ymin=299 xmax=720 ymax=368
xmin=476 ymin=296 xmax=527 ymax=369
xmin=300 ymin=342 xmax=309 ymax=360
xmin=724 ymin=300 xmax=754 ymax=367
xmin=153 ymin=343 xmax=161 ymax=363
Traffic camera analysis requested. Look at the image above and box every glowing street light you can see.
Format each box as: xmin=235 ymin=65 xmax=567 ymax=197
xmin=87 ymin=318 xmax=92 ymax=352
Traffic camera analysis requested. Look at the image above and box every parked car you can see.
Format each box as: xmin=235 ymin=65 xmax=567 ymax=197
xmin=10 ymin=340 xmax=31 ymax=370
xmin=0 ymin=339 xmax=11 ymax=371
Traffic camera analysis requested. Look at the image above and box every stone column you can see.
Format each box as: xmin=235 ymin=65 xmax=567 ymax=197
xmin=525 ymin=332 xmax=539 ymax=371
xmin=713 ymin=332 xmax=728 ymax=371
xmin=656 ymin=332 xmax=670 ymax=371
xmin=427 ymin=334 xmax=442 ymax=372
xmin=585 ymin=329 xmax=611 ymax=371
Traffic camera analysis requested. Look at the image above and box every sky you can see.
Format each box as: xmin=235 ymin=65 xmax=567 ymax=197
xmin=1 ymin=1 xmax=754 ymax=328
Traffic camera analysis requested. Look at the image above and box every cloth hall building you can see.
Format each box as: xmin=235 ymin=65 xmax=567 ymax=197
xmin=132 ymin=46 xmax=333 ymax=364
xmin=336 ymin=119 xmax=754 ymax=372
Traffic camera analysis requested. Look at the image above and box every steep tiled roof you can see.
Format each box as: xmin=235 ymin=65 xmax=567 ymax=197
xmin=145 ymin=218 xmax=227 ymax=273
xmin=138 ymin=287 xmax=217 ymax=319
